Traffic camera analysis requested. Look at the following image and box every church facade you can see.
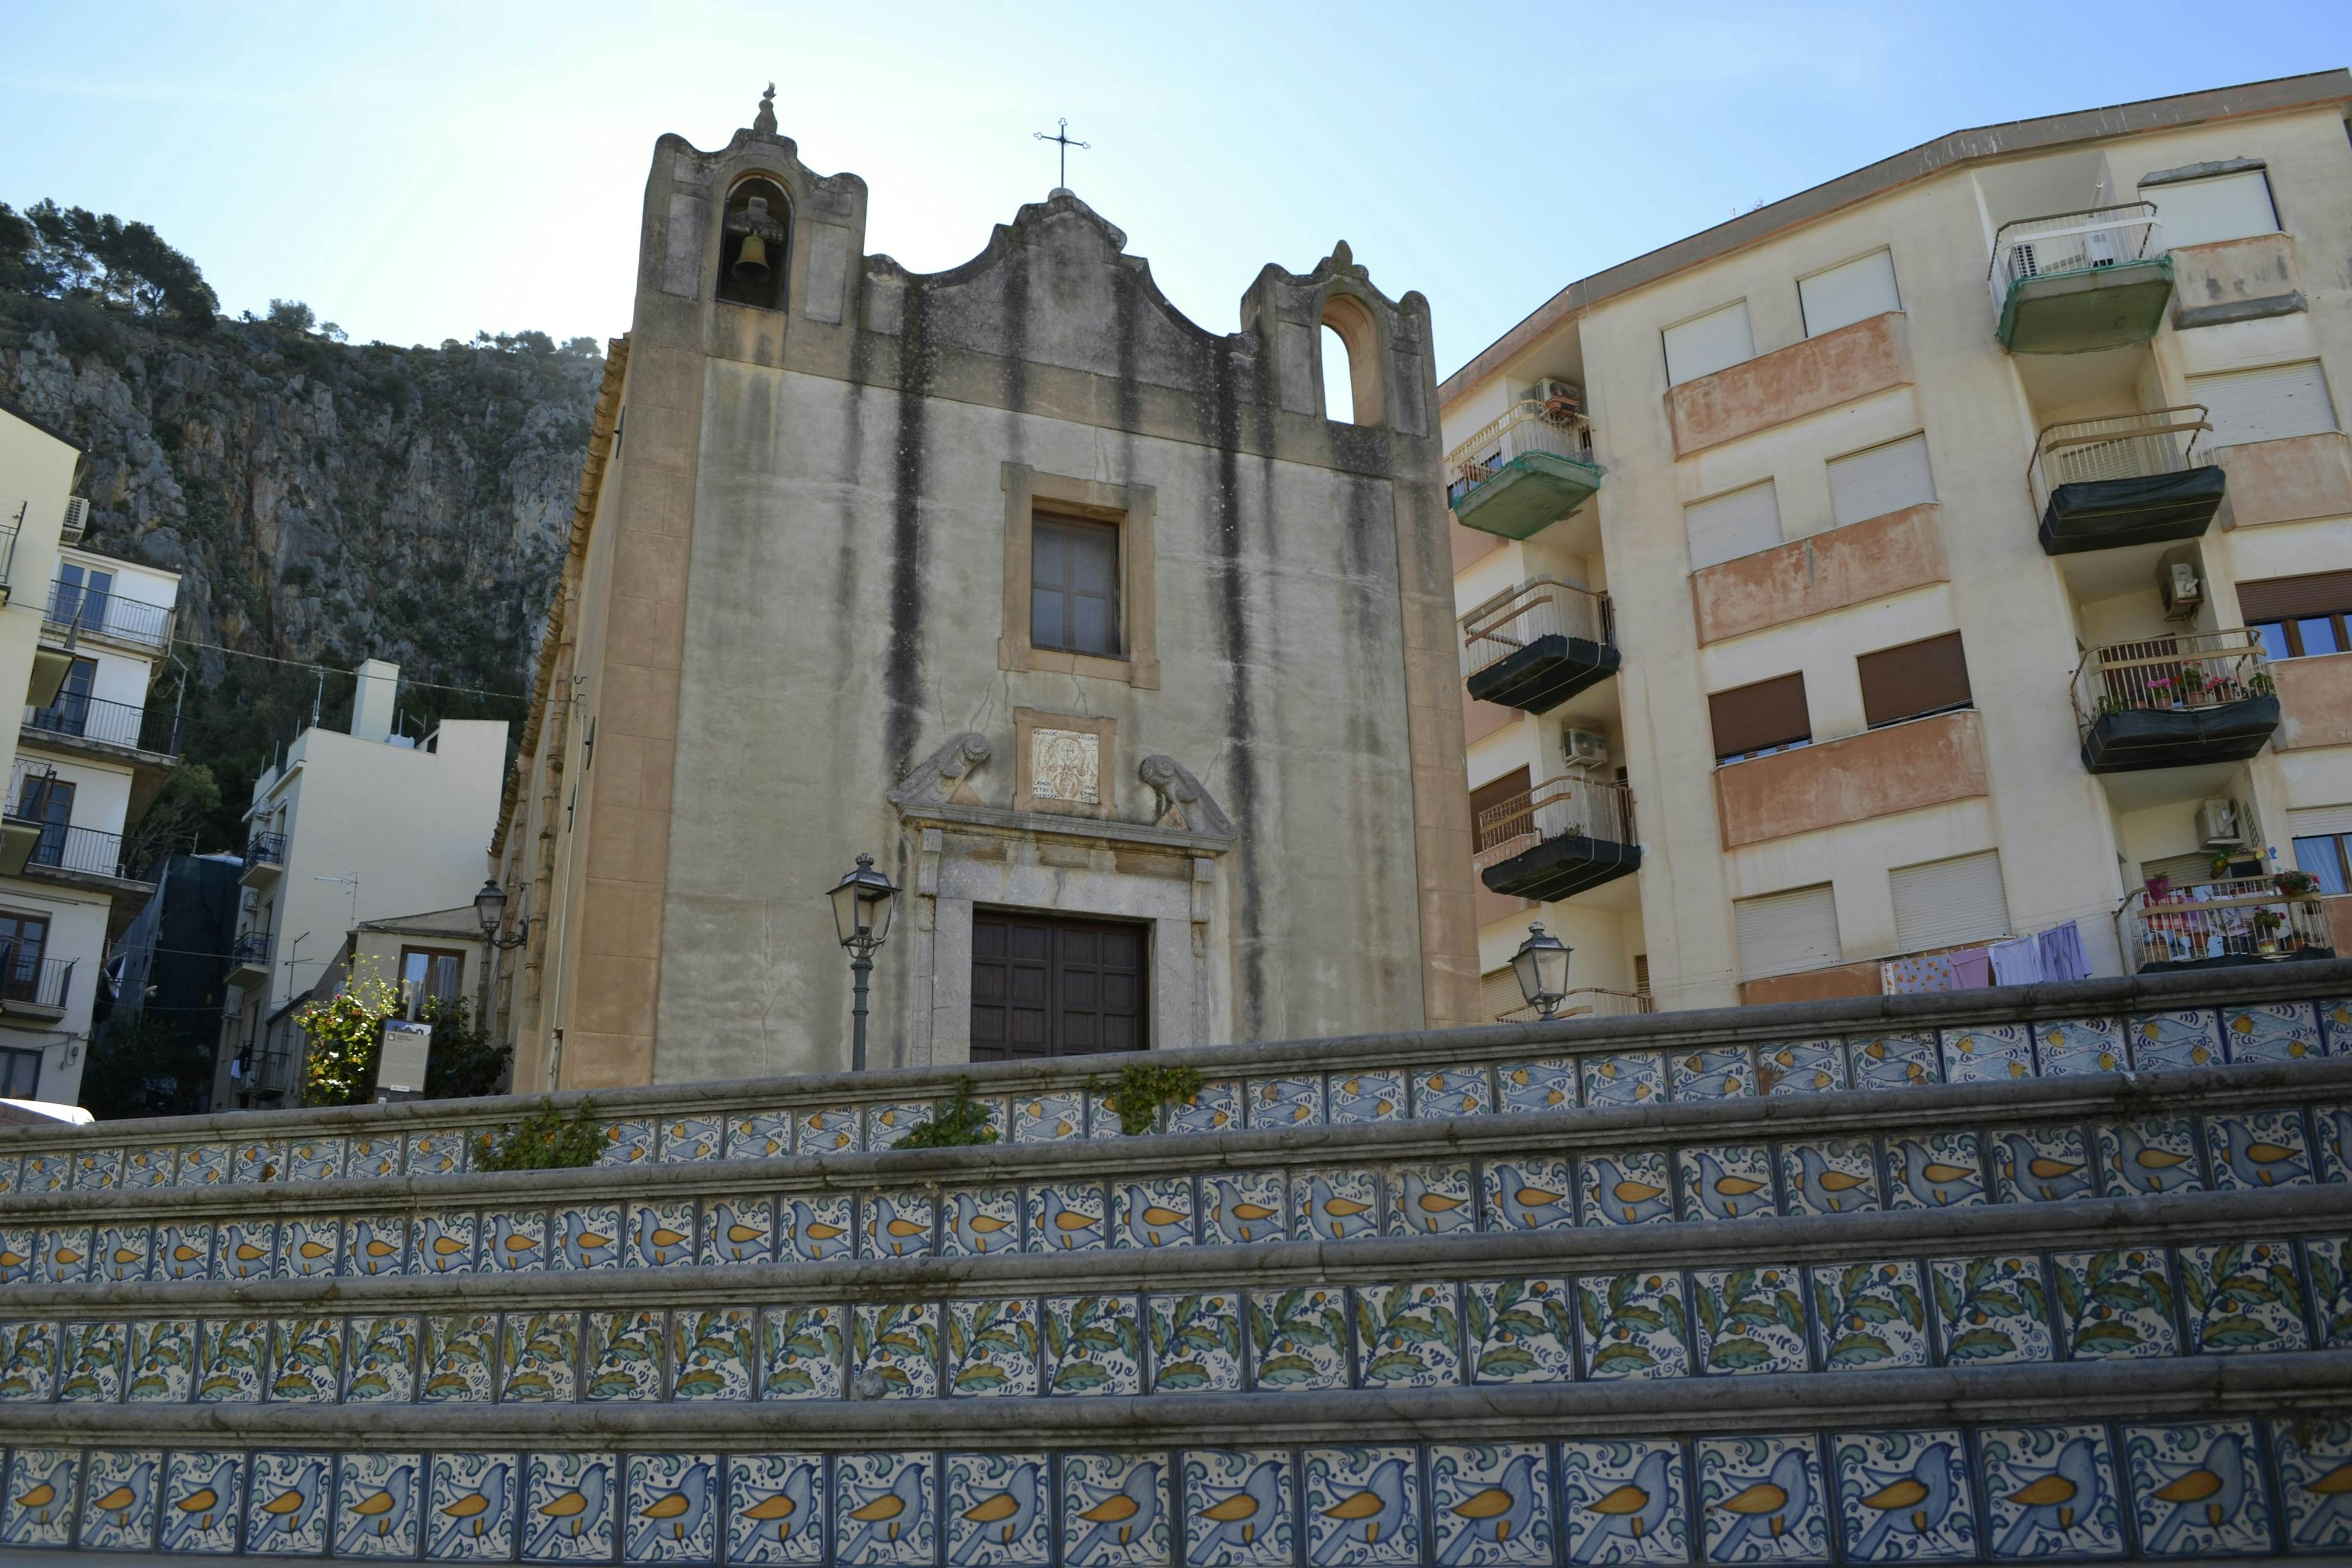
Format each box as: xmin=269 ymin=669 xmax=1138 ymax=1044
xmin=487 ymin=94 xmax=1480 ymax=1091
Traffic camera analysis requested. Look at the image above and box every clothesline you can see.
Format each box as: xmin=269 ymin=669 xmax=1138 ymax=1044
xmin=1880 ymin=918 xmax=2091 ymax=996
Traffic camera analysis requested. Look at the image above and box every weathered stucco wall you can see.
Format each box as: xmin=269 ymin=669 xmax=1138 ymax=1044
xmin=2218 ymin=431 xmax=2352 ymax=530
xmin=1690 ymin=502 xmax=1947 ymax=644
xmin=1666 ymin=311 xmax=1913 ymax=456
xmin=2277 ymin=652 xmax=2352 ymax=751
xmin=1715 ymin=709 xmax=1989 ymax=850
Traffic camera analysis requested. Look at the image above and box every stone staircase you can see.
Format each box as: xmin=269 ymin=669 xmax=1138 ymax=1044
xmin=2 ymin=964 xmax=2351 ymax=1564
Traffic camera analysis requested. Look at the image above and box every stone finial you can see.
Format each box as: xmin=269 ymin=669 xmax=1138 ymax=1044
xmin=1139 ymin=755 xmax=1235 ymax=838
xmin=888 ymin=732 xmax=992 ymax=808
xmin=753 ymin=82 xmax=778 ymax=136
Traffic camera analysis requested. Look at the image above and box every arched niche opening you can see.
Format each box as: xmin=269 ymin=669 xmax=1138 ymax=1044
xmin=1319 ymin=293 xmax=1385 ymax=428
xmin=717 ymin=176 xmax=791 ymax=312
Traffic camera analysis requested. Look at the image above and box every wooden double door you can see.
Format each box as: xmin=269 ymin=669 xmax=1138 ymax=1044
xmin=970 ymin=910 xmax=1147 ymax=1060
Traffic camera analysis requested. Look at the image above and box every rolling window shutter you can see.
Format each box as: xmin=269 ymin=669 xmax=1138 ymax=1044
xmin=1708 ymin=673 xmax=1810 ymax=759
xmin=2189 ymin=361 xmax=2339 ymax=447
xmin=1663 ymin=301 xmax=1755 ymax=386
xmin=1684 ymin=481 xmax=1782 ymax=569
xmin=1480 ymin=968 xmax=1526 ymax=1021
xmin=1735 ymin=883 xmax=1841 ymax=979
xmin=1827 ymin=433 xmax=1936 ymax=528
xmin=1890 ymin=851 xmax=2010 ymax=952
xmin=2237 ymin=570 xmax=2352 ymax=622
xmin=1800 ymin=249 xmax=1901 ymax=337
xmin=2289 ymin=804 xmax=2352 ymax=839
xmin=1858 ymin=631 xmax=1972 ymax=728
xmin=2145 ymin=170 xmax=2277 ymax=249
xmin=2141 ymin=850 xmax=2222 ymax=889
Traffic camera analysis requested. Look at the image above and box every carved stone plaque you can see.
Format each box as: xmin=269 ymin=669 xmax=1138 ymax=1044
xmin=1030 ymin=728 xmax=1101 ymax=805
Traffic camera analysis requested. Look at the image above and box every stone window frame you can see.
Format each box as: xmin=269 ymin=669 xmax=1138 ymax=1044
xmin=998 ymin=464 xmax=1159 ymax=689
xmin=1013 ymin=707 xmax=1117 ymax=820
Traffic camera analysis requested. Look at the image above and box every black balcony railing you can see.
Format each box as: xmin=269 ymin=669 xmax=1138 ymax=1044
xmin=43 ymin=582 xmax=173 ymax=652
xmin=24 ymin=822 xmax=145 ymax=882
xmin=228 ymin=931 xmax=271 ymax=968
xmin=0 ymin=951 xmax=74 ymax=1010
xmin=22 ymin=692 xmax=180 ymax=756
xmin=243 ymin=831 xmax=287 ymax=871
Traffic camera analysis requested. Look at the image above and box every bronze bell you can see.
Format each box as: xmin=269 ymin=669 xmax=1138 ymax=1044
xmin=731 ymin=198 xmax=774 ymax=284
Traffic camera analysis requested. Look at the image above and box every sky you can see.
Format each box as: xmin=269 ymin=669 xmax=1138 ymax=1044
xmin=6 ymin=2 xmax=2350 ymax=382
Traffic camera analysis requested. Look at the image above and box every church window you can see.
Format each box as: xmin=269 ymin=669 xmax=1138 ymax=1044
xmin=1030 ymin=515 xmax=1120 ymax=658
xmin=999 ymin=466 xmax=1159 ymax=688
xmin=716 ymin=177 xmax=790 ymax=311
xmin=1321 ymin=325 xmax=1356 ymax=424
xmin=1318 ymin=293 xmax=1385 ymax=428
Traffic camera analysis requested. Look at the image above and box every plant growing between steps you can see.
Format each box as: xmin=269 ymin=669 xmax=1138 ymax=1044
xmin=1088 ymin=1060 xmax=1206 ymax=1136
xmin=894 ymin=1077 xmax=1000 ymax=1149
xmin=471 ymin=1098 xmax=601 ymax=1171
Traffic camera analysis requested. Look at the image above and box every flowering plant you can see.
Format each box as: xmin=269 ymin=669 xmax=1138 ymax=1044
xmin=295 ymin=957 xmax=404 ymax=1107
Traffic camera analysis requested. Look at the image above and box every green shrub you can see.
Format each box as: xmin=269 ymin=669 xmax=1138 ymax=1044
xmin=1088 ymin=1060 xmax=1205 ymax=1136
xmin=894 ymin=1078 xmax=1000 ymax=1149
xmin=472 ymin=1097 xmax=601 ymax=1170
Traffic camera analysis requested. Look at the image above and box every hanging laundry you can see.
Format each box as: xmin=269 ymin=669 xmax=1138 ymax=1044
xmin=1988 ymin=934 xmax=2044 ymax=987
xmin=1948 ymin=949 xmax=1992 ymax=988
xmin=1881 ymin=952 xmax=1956 ymax=994
xmin=2037 ymin=919 xmax=2090 ymax=982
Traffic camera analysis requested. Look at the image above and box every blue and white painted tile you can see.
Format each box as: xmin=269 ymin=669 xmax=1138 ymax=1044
xmin=0 ymin=1152 xmax=18 ymax=1193
xmin=38 ymin=1221 xmax=92 ymax=1283
xmin=232 ymin=1137 xmax=287 ymax=1184
xmin=1576 ymin=1272 xmax=1689 ymax=1381
xmin=1887 ymin=1132 xmax=1985 ymax=1210
xmin=2180 ymin=1238 xmax=2307 ymax=1354
xmin=337 ymin=1452 xmax=424 ymax=1559
xmin=0 ymin=1449 xmax=78 ymax=1548
xmin=1850 ymin=1031 xmax=1939 ymax=1092
xmin=659 ymin=1115 xmax=726 ymax=1163
xmin=285 ymin=1137 xmax=342 ymax=1183
xmin=345 ymin=1316 xmax=418 ymax=1404
xmin=1115 ymin=1177 xmax=1196 ymax=1250
xmin=1494 ymin=1057 xmax=1576 ymax=1114
xmin=19 ymin=1151 xmax=69 ymax=1193
xmin=864 ymin=1101 xmax=930 ymax=1150
xmin=0 ymin=1226 xmax=31 ymax=1285
xmin=93 ymin=1220 xmax=148 ymax=1283
xmin=944 ymin=1452 xmax=1050 ymax=1566
xmin=522 ymin=1452 xmax=616 ymax=1563
xmin=629 ymin=1200 xmax=697 ymax=1268
xmin=1328 ymin=1067 xmax=1408 ymax=1125
xmin=1088 ymin=1085 xmax=1139 ymax=1140
xmin=1465 ymin=1278 xmax=1575 ymax=1385
xmin=1939 ymin=1022 xmax=2032 ymax=1084
xmin=1246 ymin=1076 xmax=1324 ymax=1129
xmin=196 ymin=1317 xmax=268 ymax=1403
xmin=799 ymin=1106 xmax=860 ymax=1155
xmin=159 ymin=1450 xmax=244 ymax=1554
xmin=276 ymin=1215 xmax=336 ymax=1278
xmin=554 ymin=1202 xmax=624 ymax=1271
xmin=80 ymin=1447 xmax=163 ymax=1552
xmin=1430 ymin=1445 xmax=1551 ymax=1566
xmin=1558 ymin=1438 xmax=1686 ymax=1564
xmin=405 ymin=1129 xmax=469 ymax=1177
xmin=726 ymin=1453 xmax=824 ymax=1565
xmin=1303 ymin=1447 xmax=1419 ymax=1567
xmin=420 ymin=1313 xmax=496 ymax=1403
xmin=74 ymin=1144 xmax=123 ymax=1189
xmin=1202 ymin=1172 xmax=1285 ymax=1246
xmin=1758 ymin=1038 xmax=1848 ymax=1097
xmin=2054 ymin=1247 xmax=2179 ymax=1360
xmin=2221 ymin=998 xmax=2324 ymax=1063
xmin=2098 ymin=1117 xmax=2203 ymax=1196
xmin=1581 ymin=1052 xmax=1664 ymax=1109
xmin=2312 ymin=1236 xmax=2352 ymax=1349
xmin=834 ymin=1452 xmax=932 ymax=1567
xmin=2273 ymin=1415 xmax=2352 ymax=1553
xmin=122 ymin=1143 xmax=177 ymax=1188
xmin=760 ymin=1305 xmax=845 ymax=1400
xmin=429 ymin=1450 xmax=520 ymax=1561
xmin=416 ymin=1208 xmax=478 ymax=1275
xmin=346 ymin=1134 xmax=402 ymax=1179
xmin=2123 ymin=1420 xmax=2271 ymax=1557
xmin=2208 ymin=1107 xmax=2312 ymax=1190
xmin=1695 ymin=1434 xmax=1829 ymax=1563
xmin=780 ymin=1196 xmax=854 ymax=1264
xmin=58 ymin=1319 xmax=127 ymax=1403
xmin=1249 ymin=1284 xmax=1349 ymax=1390
xmin=625 ymin=1452 xmax=720 ymax=1564
xmin=0 ymin=1320 xmax=56 ymax=1400
xmin=1832 ymin=1428 xmax=1975 ymax=1562
xmin=1042 ymin=1295 xmax=1144 ymax=1396
xmin=502 ymin=1311 xmax=581 ymax=1403
xmin=126 ymin=1318 xmax=197 ymax=1403
xmin=1294 ymin=1167 xmax=1381 ymax=1242
xmin=1482 ymin=1158 xmax=1576 ymax=1232
xmin=1387 ymin=1162 xmax=1477 ymax=1237
xmin=1670 ymin=1046 xmax=1754 ymax=1102
xmin=1147 ymin=1293 xmax=1245 ymax=1393
xmin=596 ymin=1118 xmax=655 ymax=1167
xmin=668 ymin=1306 xmax=748 ymax=1401
xmin=1679 ymin=1144 xmax=1776 ymax=1223
xmin=1181 ymin=1450 xmax=1292 ymax=1568
xmin=1414 ymin=1065 xmax=1492 ymax=1118
xmin=1354 ymin=1280 xmax=1460 ymax=1389
xmin=2034 ymin=1015 xmax=2127 ymax=1077
xmin=941 ymin=1188 xmax=1021 ymax=1258
xmin=244 ymin=1451 xmax=332 ymax=1556
xmin=586 ymin=1308 xmax=666 ymax=1402
xmin=1062 ymin=1452 xmax=1169 ymax=1567
xmin=1975 ymin=1429 xmax=2126 ymax=1561
xmin=1164 ymin=1080 xmax=1242 ymax=1135
xmin=1011 ymin=1090 xmax=1085 ymax=1144
xmin=1781 ymin=1139 xmax=1880 ymax=1218
xmin=487 ymin=1209 xmax=547 ymax=1273
xmin=1694 ymin=1264 xmax=1809 ymax=1376
xmin=1928 ymin=1256 xmax=2052 ymax=1365
xmin=852 ymin=1302 xmax=940 ymax=1399
xmin=179 ymin=1142 xmax=232 ymax=1187
xmin=1811 ymin=1262 xmax=1931 ymax=1372
xmin=2319 ymin=1104 xmax=2352 ymax=1183
xmin=729 ymin=1110 xmax=797 ymax=1159
xmin=2128 ymin=1009 xmax=2225 ymax=1071
xmin=947 ymin=1297 xmax=1040 ymax=1397
xmin=861 ymin=1194 xmax=931 ymax=1269
xmin=268 ymin=1315 xmax=341 ymax=1402
xmin=347 ymin=1215 xmax=408 ymax=1278
xmin=157 ymin=1222 xmax=213 ymax=1281
xmin=701 ymin=1198 xmax=774 ymax=1265
xmin=1988 ymin=1125 xmax=2094 ymax=1204
xmin=1580 ymin=1149 xmax=1673 ymax=1227
xmin=1028 ymin=1181 xmax=1109 ymax=1253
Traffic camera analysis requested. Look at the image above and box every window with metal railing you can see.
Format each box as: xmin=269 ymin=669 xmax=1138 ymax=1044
xmin=1472 ymin=775 xmax=1637 ymax=869
xmin=1443 ymin=401 xmax=1596 ymax=502
xmin=2071 ymin=628 xmax=2272 ymax=736
xmin=1457 ymin=579 xmax=1615 ymax=679
xmin=1988 ymin=202 xmax=2160 ymax=307
xmin=2029 ymin=407 xmax=2213 ymax=511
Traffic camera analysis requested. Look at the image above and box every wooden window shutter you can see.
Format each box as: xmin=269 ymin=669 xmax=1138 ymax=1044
xmin=2237 ymin=570 xmax=2352 ymax=622
xmin=1857 ymin=631 xmax=1972 ymax=728
xmin=1708 ymin=673 xmax=1810 ymax=760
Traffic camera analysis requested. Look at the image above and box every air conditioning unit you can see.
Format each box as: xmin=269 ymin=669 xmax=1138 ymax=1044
xmin=1530 ymin=378 xmax=1582 ymax=415
xmin=59 ymin=497 xmax=88 ymax=545
xmin=2159 ymin=560 xmax=2203 ymax=620
xmin=2199 ymin=797 xmax=2246 ymax=848
xmin=1561 ymin=728 xmax=1610 ymax=769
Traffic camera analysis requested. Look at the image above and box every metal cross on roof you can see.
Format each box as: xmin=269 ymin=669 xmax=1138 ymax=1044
xmin=1033 ymin=118 xmax=1090 ymax=190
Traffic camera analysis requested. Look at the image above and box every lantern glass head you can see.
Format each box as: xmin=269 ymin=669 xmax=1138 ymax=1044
xmin=829 ymin=853 xmax=899 ymax=954
xmin=1509 ymin=922 xmax=1572 ymax=1016
xmin=473 ymin=880 xmax=508 ymax=938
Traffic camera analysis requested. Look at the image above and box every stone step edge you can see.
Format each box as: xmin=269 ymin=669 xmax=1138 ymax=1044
xmin=10 ymin=1059 xmax=2343 ymax=1221
xmin=13 ymin=962 xmax=2348 ymax=1153
xmin=10 ymin=1184 xmax=2343 ymax=1314
xmin=4 ymin=1351 xmax=2343 ymax=1447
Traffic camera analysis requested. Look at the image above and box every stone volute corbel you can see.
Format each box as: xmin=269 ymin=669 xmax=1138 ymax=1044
xmin=888 ymin=733 xmax=992 ymax=809
xmin=1139 ymin=755 xmax=1235 ymax=838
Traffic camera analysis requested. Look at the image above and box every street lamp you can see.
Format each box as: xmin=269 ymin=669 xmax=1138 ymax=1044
xmin=827 ymin=853 xmax=899 ymax=1072
xmin=1510 ymin=922 xmax=1572 ymax=1020
xmin=474 ymin=880 xmax=529 ymax=950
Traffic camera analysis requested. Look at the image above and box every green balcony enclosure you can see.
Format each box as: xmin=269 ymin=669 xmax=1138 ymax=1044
xmin=1445 ymin=399 xmax=1603 ymax=540
xmin=1991 ymin=203 xmax=2173 ymax=354
xmin=2031 ymin=405 xmax=2226 ymax=556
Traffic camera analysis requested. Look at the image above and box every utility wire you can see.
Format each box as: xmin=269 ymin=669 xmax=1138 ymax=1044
xmin=167 ymin=637 xmax=530 ymax=702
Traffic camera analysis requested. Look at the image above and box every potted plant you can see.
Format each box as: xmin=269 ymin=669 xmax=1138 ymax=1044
xmin=2147 ymin=674 xmax=2179 ymax=709
xmin=2277 ymin=869 xmax=2319 ymax=897
xmin=2209 ymin=853 xmax=2233 ymax=881
xmin=2253 ymin=908 xmax=2285 ymax=956
xmin=2145 ymin=873 xmax=2172 ymax=901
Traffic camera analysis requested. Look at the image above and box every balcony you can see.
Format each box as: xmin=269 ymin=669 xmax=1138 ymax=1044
xmin=1458 ymin=579 xmax=1618 ymax=714
xmin=1472 ymin=775 xmax=1640 ymax=902
xmin=2031 ymin=407 xmax=2224 ymax=555
xmin=42 ymin=581 xmax=174 ymax=655
xmin=1492 ymin=987 xmax=1654 ymax=1024
xmin=2073 ymin=630 xmax=2279 ymax=774
xmin=2120 ymin=875 xmax=2332 ymax=973
xmin=1989 ymin=204 xmax=2172 ymax=354
xmin=0 ymin=953 xmax=74 ymax=1020
xmin=241 ymin=831 xmax=287 ymax=884
xmin=227 ymin=931 xmax=271 ymax=987
xmin=20 ymin=822 xmax=154 ymax=895
xmin=1444 ymin=401 xmax=1602 ymax=540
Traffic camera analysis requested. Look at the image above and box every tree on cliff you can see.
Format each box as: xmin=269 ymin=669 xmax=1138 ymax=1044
xmin=0 ymin=200 xmax=219 ymax=326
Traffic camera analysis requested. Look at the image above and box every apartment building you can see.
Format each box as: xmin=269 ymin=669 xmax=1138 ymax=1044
xmin=1441 ymin=71 xmax=2352 ymax=1016
xmin=217 ymin=659 xmax=506 ymax=1107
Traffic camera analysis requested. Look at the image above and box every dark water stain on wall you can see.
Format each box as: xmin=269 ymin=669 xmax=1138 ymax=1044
xmin=882 ymin=285 xmax=933 ymax=780
xmin=1201 ymin=337 xmax=1267 ymax=1038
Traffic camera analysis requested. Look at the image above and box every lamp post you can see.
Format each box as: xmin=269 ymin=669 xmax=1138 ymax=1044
xmin=473 ymin=880 xmax=530 ymax=951
xmin=1510 ymin=922 xmax=1572 ymax=1020
xmin=827 ymin=853 xmax=900 ymax=1072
